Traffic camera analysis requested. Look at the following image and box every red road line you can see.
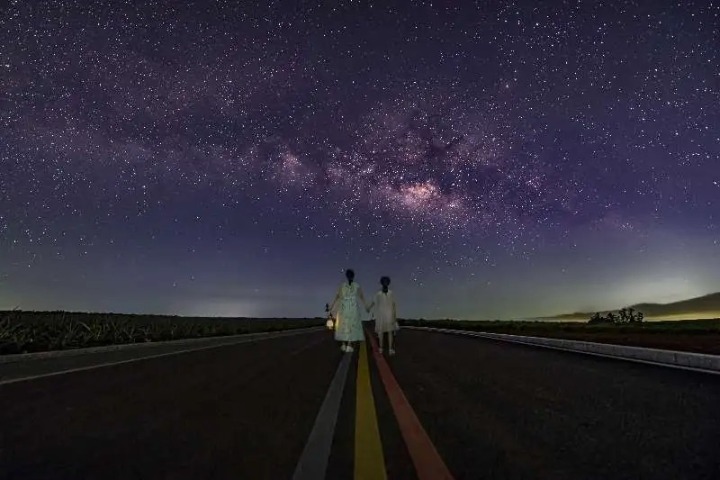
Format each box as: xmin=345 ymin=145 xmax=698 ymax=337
xmin=367 ymin=331 xmax=455 ymax=480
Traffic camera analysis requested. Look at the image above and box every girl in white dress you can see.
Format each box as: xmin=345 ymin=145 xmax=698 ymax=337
xmin=367 ymin=276 xmax=398 ymax=355
xmin=329 ymin=269 xmax=368 ymax=353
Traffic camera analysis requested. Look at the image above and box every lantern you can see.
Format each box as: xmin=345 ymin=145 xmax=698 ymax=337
xmin=326 ymin=318 xmax=334 ymax=330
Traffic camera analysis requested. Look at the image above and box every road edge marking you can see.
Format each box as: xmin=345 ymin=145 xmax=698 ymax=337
xmin=292 ymin=352 xmax=352 ymax=480
xmin=368 ymin=332 xmax=455 ymax=480
xmin=355 ymin=338 xmax=387 ymax=480
xmin=0 ymin=328 xmax=322 ymax=387
xmin=409 ymin=327 xmax=720 ymax=377
xmin=0 ymin=326 xmax=324 ymax=364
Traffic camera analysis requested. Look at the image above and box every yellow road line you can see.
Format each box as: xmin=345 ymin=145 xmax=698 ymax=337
xmin=354 ymin=339 xmax=387 ymax=480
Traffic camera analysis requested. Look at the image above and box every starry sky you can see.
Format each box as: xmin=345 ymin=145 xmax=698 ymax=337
xmin=1 ymin=1 xmax=719 ymax=320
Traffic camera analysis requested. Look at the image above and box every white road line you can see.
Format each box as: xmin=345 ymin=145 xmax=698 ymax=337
xmin=292 ymin=352 xmax=352 ymax=480
xmin=410 ymin=327 xmax=720 ymax=376
xmin=0 ymin=326 xmax=323 ymax=364
xmin=0 ymin=328 xmax=322 ymax=387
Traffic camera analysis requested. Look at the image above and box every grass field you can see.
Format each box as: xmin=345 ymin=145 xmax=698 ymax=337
xmin=0 ymin=310 xmax=324 ymax=355
xmin=4 ymin=311 xmax=720 ymax=356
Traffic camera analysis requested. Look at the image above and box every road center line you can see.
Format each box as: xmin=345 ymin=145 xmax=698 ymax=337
xmin=292 ymin=352 xmax=352 ymax=480
xmin=368 ymin=332 xmax=455 ymax=480
xmin=355 ymin=338 xmax=387 ymax=480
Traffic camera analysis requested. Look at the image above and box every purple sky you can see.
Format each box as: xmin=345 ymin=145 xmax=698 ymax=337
xmin=2 ymin=1 xmax=719 ymax=319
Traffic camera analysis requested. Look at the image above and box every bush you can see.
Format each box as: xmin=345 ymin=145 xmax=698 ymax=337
xmin=588 ymin=309 xmax=644 ymax=325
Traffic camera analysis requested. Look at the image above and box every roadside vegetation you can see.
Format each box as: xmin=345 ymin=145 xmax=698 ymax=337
xmin=588 ymin=308 xmax=644 ymax=324
xmin=5 ymin=309 xmax=719 ymax=357
xmin=0 ymin=310 xmax=323 ymax=355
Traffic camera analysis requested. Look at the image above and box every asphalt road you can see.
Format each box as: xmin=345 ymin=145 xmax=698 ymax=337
xmin=2 ymin=328 xmax=719 ymax=479
xmin=391 ymin=329 xmax=720 ymax=480
xmin=0 ymin=331 xmax=339 ymax=479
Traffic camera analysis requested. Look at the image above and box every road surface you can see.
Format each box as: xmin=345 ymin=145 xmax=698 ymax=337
xmin=1 ymin=328 xmax=719 ymax=479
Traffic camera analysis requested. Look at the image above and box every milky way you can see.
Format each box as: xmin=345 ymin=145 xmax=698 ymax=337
xmin=1 ymin=1 xmax=719 ymax=318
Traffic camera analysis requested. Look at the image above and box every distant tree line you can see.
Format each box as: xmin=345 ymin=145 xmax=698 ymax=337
xmin=588 ymin=308 xmax=644 ymax=325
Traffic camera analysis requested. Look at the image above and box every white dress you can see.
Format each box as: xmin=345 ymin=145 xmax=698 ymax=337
xmin=332 ymin=281 xmax=365 ymax=342
xmin=372 ymin=290 xmax=397 ymax=334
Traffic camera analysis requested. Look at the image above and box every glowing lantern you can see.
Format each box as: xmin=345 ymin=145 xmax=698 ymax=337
xmin=326 ymin=318 xmax=334 ymax=329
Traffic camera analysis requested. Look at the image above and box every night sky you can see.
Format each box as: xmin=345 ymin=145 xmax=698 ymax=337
xmin=1 ymin=1 xmax=719 ymax=320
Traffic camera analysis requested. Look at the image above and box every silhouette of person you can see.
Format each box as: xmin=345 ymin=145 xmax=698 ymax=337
xmin=329 ymin=269 xmax=367 ymax=353
xmin=367 ymin=276 xmax=398 ymax=355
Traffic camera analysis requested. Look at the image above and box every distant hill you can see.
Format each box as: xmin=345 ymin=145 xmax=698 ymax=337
xmin=548 ymin=292 xmax=720 ymax=321
xmin=630 ymin=292 xmax=720 ymax=318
